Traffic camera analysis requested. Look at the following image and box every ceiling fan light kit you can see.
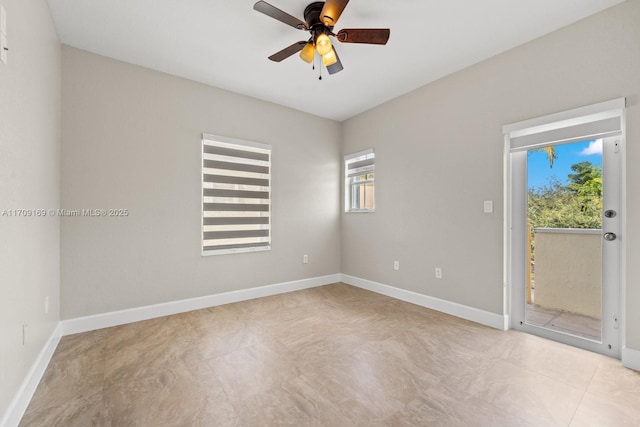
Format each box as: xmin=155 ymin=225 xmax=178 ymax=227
xmin=322 ymin=48 xmax=338 ymax=66
xmin=253 ymin=0 xmax=390 ymax=76
xmin=299 ymin=42 xmax=316 ymax=63
xmin=315 ymin=33 xmax=333 ymax=56
xmin=321 ymin=52 xmax=337 ymax=67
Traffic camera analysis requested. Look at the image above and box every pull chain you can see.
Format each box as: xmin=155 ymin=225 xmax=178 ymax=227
xmin=311 ymin=54 xmax=322 ymax=80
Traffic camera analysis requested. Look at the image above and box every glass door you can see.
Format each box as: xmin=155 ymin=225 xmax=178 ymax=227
xmin=526 ymin=138 xmax=614 ymax=340
xmin=506 ymin=99 xmax=624 ymax=357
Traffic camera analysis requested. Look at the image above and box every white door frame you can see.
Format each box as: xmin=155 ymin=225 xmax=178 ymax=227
xmin=503 ymin=98 xmax=626 ymax=358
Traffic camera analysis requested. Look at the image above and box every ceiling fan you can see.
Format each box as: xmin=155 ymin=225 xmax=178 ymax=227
xmin=253 ymin=0 xmax=390 ymax=76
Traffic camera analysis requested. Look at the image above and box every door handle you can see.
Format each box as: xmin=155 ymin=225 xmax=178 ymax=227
xmin=604 ymin=232 xmax=617 ymax=241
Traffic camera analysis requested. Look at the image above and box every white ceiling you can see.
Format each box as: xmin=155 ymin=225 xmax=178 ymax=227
xmin=47 ymin=0 xmax=624 ymax=121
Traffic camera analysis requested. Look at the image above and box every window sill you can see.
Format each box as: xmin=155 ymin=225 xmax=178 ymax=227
xmin=345 ymin=209 xmax=375 ymax=214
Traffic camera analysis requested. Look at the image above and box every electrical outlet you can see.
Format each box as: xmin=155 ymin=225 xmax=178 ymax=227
xmin=435 ymin=267 xmax=442 ymax=279
xmin=393 ymin=260 xmax=399 ymax=271
xmin=45 ymin=296 xmax=49 ymax=314
xmin=303 ymin=254 xmax=308 ymax=264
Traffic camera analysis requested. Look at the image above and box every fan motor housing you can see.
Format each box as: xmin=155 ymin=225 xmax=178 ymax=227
xmin=303 ymin=2 xmax=326 ymax=29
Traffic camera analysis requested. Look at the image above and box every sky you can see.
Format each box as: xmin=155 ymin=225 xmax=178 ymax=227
xmin=527 ymin=139 xmax=603 ymax=189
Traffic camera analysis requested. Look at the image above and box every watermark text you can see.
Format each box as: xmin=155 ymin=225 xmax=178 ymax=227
xmin=1 ymin=208 xmax=129 ymax=217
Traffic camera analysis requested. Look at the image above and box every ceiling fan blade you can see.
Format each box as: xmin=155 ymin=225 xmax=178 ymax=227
xmin=320 ymin=0 xmax=350 ymax=27
xmin=336 ymin=28 xmax=390 ymax=45
xmin=326 ymin=48 xmax=344 ymax=75
xmin=268 ymin=41 xmax=307 ymax=62
xmin=253 ymin=1 xmax=307 ymax=30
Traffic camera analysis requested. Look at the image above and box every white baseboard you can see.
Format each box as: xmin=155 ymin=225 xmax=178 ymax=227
xmin=7 ymin=272 xmax=630 ymax=427
xmin=0 ymin=273 xmax=509 ymax=426
xmin=342 ymin=274 xmax=509 ymax=331
xmin=502 ymin=314 xmax=511 ymax=331
xmin=61 ymin=274 xmax=342 ymax=335
xmin=1 ymin=324 xmax=62 ymax=427
xmin=622 ymin=346 xmax=640 ymax=371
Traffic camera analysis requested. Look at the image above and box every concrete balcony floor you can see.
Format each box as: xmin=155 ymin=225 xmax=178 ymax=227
xmin=526 ymin=303 xmax=601 ymax=341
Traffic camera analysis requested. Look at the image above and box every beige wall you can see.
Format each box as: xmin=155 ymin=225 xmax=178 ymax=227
xmin=341 ymin=1 xmax=640 ymax=349
xmin=534 ymin=229 xmax=602 ymax=319
xmin=60 ymin=46 xmax=342 ymax=319
xmin=3 ymin=2 xmax=640 ymax=419
xmin=0 ymin=0 xmax=61 ymax=419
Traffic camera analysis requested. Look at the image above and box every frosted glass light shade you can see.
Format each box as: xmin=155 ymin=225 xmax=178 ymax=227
xmin=299 ymin=42 xmax=315 ymax=63
xmin=315 ymin=33 xmax=332 ymax=56
xmin=322 ymin=49 xmax=337 ymax=66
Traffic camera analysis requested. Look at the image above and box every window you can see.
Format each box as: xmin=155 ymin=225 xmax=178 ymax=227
xmin=345 ymin=149 xmax=375 ymax=212
xmin=202 ymin=134 xmax=271 ymax=255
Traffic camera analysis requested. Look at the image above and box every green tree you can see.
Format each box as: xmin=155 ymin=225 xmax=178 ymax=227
xmin=528 ymin=174 xmax=602 ymax=230
xmin=567 ymin=161 xmax=602 ymax=196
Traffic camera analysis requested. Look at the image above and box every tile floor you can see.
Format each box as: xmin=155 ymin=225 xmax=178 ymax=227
xmin=19 ymin=283 xmax=640 ymax=426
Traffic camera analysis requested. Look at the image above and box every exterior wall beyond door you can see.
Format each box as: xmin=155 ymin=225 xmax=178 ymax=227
xmin=534 ymin=229 xmax=602 ymax=319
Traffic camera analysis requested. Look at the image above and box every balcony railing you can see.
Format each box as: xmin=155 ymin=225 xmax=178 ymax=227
xmin=530 ymin=227 xmax=602 ymax=319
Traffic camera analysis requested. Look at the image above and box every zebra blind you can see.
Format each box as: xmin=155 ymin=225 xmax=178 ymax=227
xmin=202 ymin=134 xmax=271 ymax=255
xmin=509 ymin=116 xmax=622 ymax=152
xmin=504 ymin=98 xmax=625 ymax=152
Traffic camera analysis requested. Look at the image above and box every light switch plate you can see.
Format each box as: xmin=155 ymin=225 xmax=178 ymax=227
xmin=483 ymin=200 xmax=493 ymax=214
xmin=1 ymin=33 xmax=7 ymax=64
